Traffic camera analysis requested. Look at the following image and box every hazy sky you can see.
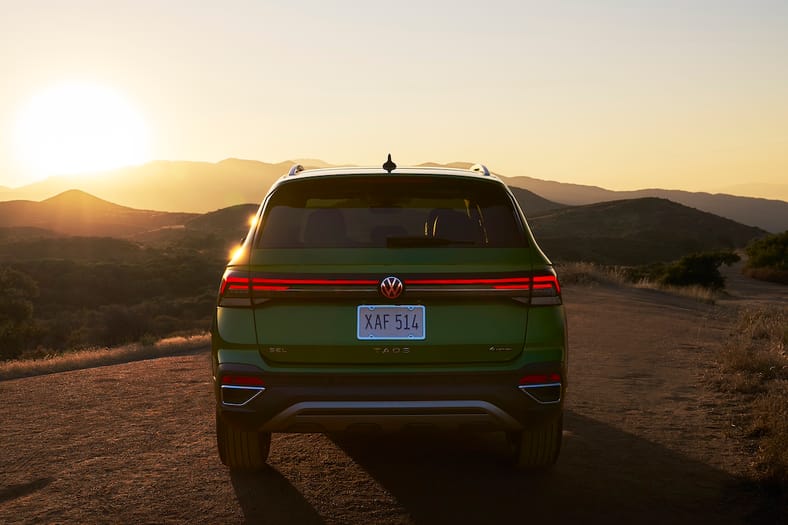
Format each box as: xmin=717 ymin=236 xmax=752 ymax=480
xmin=1 ymin=0 xmax=787 ymax=197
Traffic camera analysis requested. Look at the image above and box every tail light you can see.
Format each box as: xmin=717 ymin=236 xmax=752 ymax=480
xmin=530 ymin=274 xmax=562 ymax=305
xmin=217 ymin=270 xmax=561 ymax=305
xmin=217 ymin=270 xmax=253 ymax=307
xmin=404 ymin=271 xmax=561 ymax=305
xmin=218 ymin=271 xmax=379 ymax=305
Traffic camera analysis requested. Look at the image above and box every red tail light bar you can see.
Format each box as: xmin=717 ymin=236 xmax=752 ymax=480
xmin=252 ymin=277 xmax=378 ymax=288
xmin=404 ymin=275 xmax=560 ymax=305
xmin=405 ymin=277 xmax=531 ymax=287
xmin=218 ymin=271 xmax=561 ymax=306
xmin=220 ymin=276 xmax=253 ymax=295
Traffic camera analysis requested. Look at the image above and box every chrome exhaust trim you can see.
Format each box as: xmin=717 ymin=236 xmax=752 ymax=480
xmin=518 ymin=383 xmax=562 ymax=404
xmin=221 ymin=385 xmax=266 ymax=407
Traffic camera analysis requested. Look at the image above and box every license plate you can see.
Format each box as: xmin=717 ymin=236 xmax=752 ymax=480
xmin=357 ymin=305 xmax=425 ymax=340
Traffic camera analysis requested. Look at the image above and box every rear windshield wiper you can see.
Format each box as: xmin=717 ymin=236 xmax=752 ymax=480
xmin=385 ymin=236 xmax=475 ymax=247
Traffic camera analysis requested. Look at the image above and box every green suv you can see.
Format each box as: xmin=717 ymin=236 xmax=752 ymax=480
xmin=212 ymin=157 xmax=567 ymax=470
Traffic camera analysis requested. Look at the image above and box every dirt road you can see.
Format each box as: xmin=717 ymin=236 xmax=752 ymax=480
xmin=0 ymin=284 xmax=783 ymax=524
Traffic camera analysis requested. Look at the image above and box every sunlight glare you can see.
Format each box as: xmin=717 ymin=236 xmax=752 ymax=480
xmin=229 ymin=245 xmax=246 ymax=263
xmin=14 ymin=82 xmax=151 ymax=180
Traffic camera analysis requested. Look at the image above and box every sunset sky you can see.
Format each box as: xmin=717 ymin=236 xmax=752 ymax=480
xmin=1 ymin=1 xmax=787 ymax=198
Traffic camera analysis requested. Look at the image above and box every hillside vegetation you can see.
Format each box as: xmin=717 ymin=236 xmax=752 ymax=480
xmin=0 ymin=249 xmax=223 ymax=361
xmin=0 ymin=190 xmax=771 ymax=361
xmin=529 ymin=197 xmax=765 ymax=265
xmin=0 ymin=226 xmax=238 ymax=361
xmin=744 ymin=231 xmax=788 ymax=284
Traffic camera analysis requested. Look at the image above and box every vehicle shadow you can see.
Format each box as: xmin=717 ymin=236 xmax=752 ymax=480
xmin=230 ymin=468 xmax=325 ymax=525
xmin=330 ymin=411 xmax=782 ymax=525
xmin=0 ymin=477 xmax=53 ymax=505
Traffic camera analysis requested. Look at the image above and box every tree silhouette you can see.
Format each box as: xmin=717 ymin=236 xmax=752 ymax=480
xmin=0 ymin=267 xmax=39 ymax=359
xmin=660 ymin=251 xmax=740 ymax=289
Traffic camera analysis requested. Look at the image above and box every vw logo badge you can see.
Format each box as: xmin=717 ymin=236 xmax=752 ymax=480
xmin=380 ymin=276 xmax=404 ymax=299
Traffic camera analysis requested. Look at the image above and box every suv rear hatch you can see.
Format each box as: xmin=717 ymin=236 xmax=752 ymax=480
xmin=221 ymin=175 xmax=556 ymax=366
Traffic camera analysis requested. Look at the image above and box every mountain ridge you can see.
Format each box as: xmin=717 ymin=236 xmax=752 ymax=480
xmin=0 ymin=189 xmax=196 ymax=237
xmin=500 ymin=174 xmax=787 ymax=232
xmin=529 ymin=196 xmax=764 ymax=265
xmin=42 ymin=188 xmax=137 ymax=210
xmin=1 ymin=158 xmax=785 ymax=232
xmin=0 ymin=189 xmax=766 ymax=268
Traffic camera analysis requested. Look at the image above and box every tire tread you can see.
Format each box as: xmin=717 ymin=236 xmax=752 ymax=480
xmin=216 ymin=411 xmax=271 ymax=471
xmin=514 ymin=414 xmax=563 ymax=469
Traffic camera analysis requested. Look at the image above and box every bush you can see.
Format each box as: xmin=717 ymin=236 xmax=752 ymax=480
xmin=0 ymin=267 xmax=39 ymax=360
xmin=746 ymin=231 xmax=788 ymax=270
xmin=745 ymin=231 xmax=788 ymax=284
xmin=0 ymin=237 xmax=223 ymax=360
xmin=659 ymin=251 xmax=740 ymax=289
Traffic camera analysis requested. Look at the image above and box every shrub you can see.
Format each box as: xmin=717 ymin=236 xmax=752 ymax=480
xmin=659 ymin=251 xmax=740 ymax=289
xmin=746 ymin=231 xmax=788 ymax=271
xmin=744 ymin=231 xmax=788 ymax=284
xmin=0 ymin=267 xmax=39 ymax=360
xmin=0 ymin=237 xmax=223 ymax=359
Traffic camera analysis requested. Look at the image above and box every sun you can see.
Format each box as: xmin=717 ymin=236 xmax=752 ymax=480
xmin=14 ymin=82 xmax=151 ymax=183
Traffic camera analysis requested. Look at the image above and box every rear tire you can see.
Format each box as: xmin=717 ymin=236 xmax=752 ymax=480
xmin=216 ymin=410 xmax=271 ymax=471
xmin=510 ymin=413 xmax=563 ymax=469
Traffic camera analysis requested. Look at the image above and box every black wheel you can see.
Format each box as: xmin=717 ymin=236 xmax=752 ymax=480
xmin=216 ymin=410 xmax=271 ymax=471
xmin=510 ymin=413 xmax=563 ymax=469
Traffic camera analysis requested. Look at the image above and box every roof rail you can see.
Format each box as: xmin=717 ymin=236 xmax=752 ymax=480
xmin=470 ymin=164 xmax=490 ymax=176
xmin=288 ymin=164 xmax=305 ymax=176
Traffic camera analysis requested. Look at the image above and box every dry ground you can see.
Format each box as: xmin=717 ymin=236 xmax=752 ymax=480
xmin=0 ymin=281 xmax=785 ymax=524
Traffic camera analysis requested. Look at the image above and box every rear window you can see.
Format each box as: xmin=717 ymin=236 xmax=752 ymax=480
xmin=255 ymin=176 xmax=526 ymax=248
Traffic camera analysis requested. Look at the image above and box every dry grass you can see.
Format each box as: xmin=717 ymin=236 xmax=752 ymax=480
xmin=632 ymin=279 xmax=718 ymax=303
xmin=743 ymin=267 xmax=788 ymax=285
xmin=750 ymin=380 xmax=788 ymax=483
xmin=0 ymin=333 xmax=210 ymax=381
xmin=716 ymin=307 xmax=787 ymax=486
xmin=557 ymin=261 xmax=631 ymax=287
xmin=557 ymin=261 xmax=719 ymax=303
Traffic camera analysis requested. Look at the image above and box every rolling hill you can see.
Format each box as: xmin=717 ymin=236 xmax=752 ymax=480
xmin=0 ymin=236 xmax=148 ymax=262
xmin=508 ymin=188 xmax=565 ymax=217
xmin=0 ymin=189 xmax=196 ymax=237
xmin=0 ymin=226 xmax=60 ymax=242
xmin=184 ymin=203 xmax=259 ymax=236
xmin=1 ymin=158 xmax=785 ymax=232
xmin=0 ymin=189 xmax=767 ymax=267
xmin=502 ymin=174 xmax=788 ymax=233
xmin=0 ymin=159 xmax=293 ymax=215
xmin=717 ymin=182 xmax=788 ymax=201
xmin=529 ymin=197 xmax=765 ymax=265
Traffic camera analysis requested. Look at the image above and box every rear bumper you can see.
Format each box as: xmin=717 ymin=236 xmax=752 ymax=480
xmin=215 ymin=363 xmax=565 ymax=434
